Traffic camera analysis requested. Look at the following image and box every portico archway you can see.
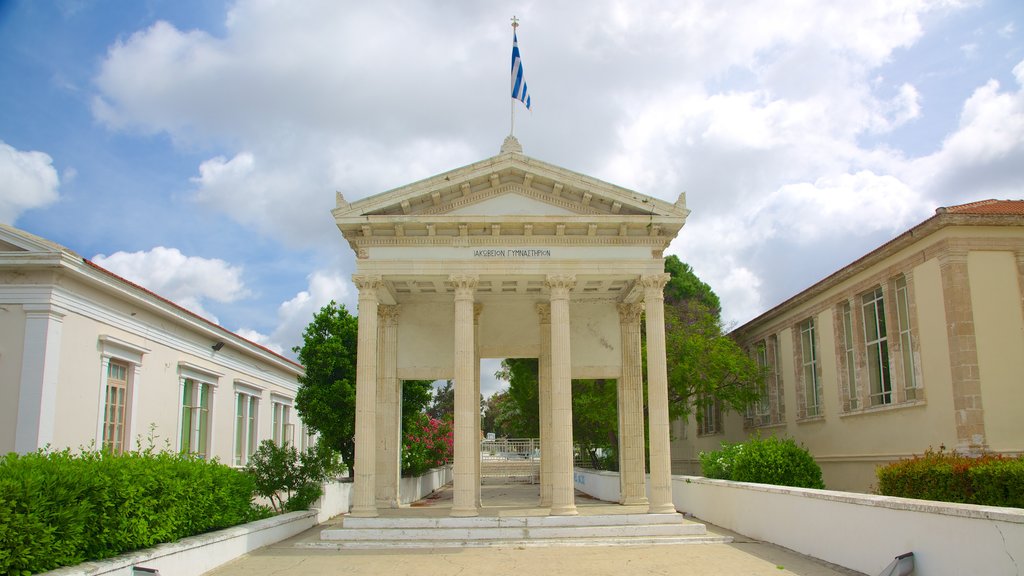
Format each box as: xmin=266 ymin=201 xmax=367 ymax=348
xmin=333 ymin=137 xmax=689 ymax=518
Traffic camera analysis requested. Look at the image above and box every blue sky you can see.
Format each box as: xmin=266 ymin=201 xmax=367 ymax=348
xmin=2 ymin=0 xmax=1023 ymax=397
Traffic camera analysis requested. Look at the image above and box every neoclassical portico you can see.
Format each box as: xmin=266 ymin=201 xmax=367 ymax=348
xmin=334 ymin=137 xmax=689 ymax=517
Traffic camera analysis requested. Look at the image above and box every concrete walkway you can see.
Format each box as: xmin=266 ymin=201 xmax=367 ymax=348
xmin=204 ymin=484 xmax=866 ymax=576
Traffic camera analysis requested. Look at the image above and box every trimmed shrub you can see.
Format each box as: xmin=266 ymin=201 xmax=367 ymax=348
xmin=700 ymin=436 xmax=825 ymax=489
xmin=877 ymin=448 xmax=1024 ymax=507
xmin=0 ymin=447 xmax=270 ymax=576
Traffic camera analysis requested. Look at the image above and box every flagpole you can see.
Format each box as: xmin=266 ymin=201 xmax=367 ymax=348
xmin=510 ymin=15 xmax=518 ymax=137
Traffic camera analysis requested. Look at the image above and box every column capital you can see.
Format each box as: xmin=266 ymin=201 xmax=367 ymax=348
xmin=378 ymin=304 xmax=401 ymax=325
xmin=617 ymin=302 xmax=643 ymax=325
xmin=353 ymin=274 xmax=384 ymax=294
xmin=448 ymin=274 xmax=479 ymax=299
xmin=536 ymin=302 xmax=551 ymax=324
xmin=474 ymin=303 xmax=484 ymax=323
xmin=545 ymin=274 xmax=576 ymax=299
xmin=640 ymin=273 xmax=671 ymax=293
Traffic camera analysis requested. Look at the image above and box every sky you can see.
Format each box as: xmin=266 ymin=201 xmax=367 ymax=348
xmin=2 ymin=0 xmax=1023 ymax=399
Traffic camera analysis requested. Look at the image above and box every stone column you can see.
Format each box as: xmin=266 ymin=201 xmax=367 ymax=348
xmin=450 ymin=274 xmax=479 ymax=517
xmin=536 ymin=303 xmax=553 ymax=507
xmin=351 ymin=275 xmax=382 ymax=517
xmin=938 ymin=251 xmax=987 ymax=453
xmin=16 ymin=303 xmax=65 ymax=453
xmin=643 ymin=273 xmax=676 ymax=514
xmin=474 ymin=303 xmax=483 ymax=507
xmin=375 ymin=305 xmax=401 ymax=508
xmin=546 ymin=275 xmax=577 ymax=516
xmin=617 ymin=302 xmax=648 ymax=506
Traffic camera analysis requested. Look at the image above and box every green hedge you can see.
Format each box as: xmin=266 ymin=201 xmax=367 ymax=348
xmin=0 ymin=448 xmax=271 ymax=575
xmin=699 ymin=436 xmax=825 ymax=489
xmin=876 ymin=449 xmax=1024 ymax=508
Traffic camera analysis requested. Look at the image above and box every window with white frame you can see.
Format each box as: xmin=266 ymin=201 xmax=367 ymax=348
xmin=862 ymin=286 xmax=893 ymax=406
xmin=97 ymin=335 xmax=148 ymax=453
xmin=181 ymin=378 xmax=212 ymax=458
xmin=770 ymin=334 xmax=785 ymax=422
xmin=234 ymin=386 xmax=260 ymax=466
xmin=799 ymin=317 xmax=821 ymax=418
xmin=840 ymin=301 xmax=859 ymax=411
xmin=272 ymin=397 xmax=294 ymax=447
xmin=894 ymin=275 xmax=918 ymax=401
xmin=103 ymin=360 xmax=129 ymax=453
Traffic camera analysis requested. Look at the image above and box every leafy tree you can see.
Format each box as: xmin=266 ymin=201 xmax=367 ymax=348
xmin=572 ymin=379 xmax=619 ymax=469
xmin=293 ymin=301 xmax=358 ymax=477
xmin=494 ymin=358 xmax=540 ymax=437
xmin=664 ymin=299 xmax=762 ymax=424
xmin=245 ymin=438 xmax=345 ymax=512
xmin=402 ymin=379 xmax=434 ymax=431
xmin=293 ymin=302 xmax=433 ymax=478
xmin=664 ymin=255 xmax=721 ymax=315
xmin=426 ymin=380 xmax=455 ymax=421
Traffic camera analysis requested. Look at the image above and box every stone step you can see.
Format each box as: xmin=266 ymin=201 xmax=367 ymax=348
xmin=342 ymin=512 xmax=688 ymax=530
xmin=318 ymin=512 xmax=730 ymax=549
xmin=305 ymin=533 xmax=733 ymax=550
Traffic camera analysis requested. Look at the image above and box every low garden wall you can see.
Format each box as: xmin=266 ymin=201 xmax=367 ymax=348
xmin=573 ymin=468 xmax=1024 ymax=575
xmin=41 ymin=466 xmax=453 ymax=576
xmin=40 ymin=511 xmax=317 ymax=576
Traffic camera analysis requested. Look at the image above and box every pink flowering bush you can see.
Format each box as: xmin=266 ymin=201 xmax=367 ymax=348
xmin=402 ymin=412 xmax=454 ymax=477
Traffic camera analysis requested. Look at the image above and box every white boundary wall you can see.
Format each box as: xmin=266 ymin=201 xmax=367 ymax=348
xmin=40 ymin=511 xmax=317 ymax=576
xmin=573 ymin=468 xmax=1024 ymax=575
xmin=41 ymin=466 xmax=454 ymax=576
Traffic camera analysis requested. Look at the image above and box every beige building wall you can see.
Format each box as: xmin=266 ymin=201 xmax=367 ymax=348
xmin=969 ymin=251 xmax=1024 ymax=453
xmin=684 ymin=208 xmax=1024 ymax=493
xmin=0 ymin=304 xmax=27 ymax=451
xmin=1 ymin=225 xmax=305 ymax=462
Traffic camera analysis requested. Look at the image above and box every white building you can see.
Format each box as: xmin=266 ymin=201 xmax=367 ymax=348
xmin=0 ymin=224 xmax=305 ymax=465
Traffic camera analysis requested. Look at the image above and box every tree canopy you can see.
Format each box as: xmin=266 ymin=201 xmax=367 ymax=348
xmin=293 ymin=301 xmax=431 ymax=477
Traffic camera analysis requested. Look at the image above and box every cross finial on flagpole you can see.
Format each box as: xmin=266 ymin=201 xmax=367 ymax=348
xmin=511 ymin=15 xmax=519 ymax=30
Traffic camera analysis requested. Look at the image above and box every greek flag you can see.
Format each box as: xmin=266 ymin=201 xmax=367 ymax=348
xmin=511 ymin=32 xmax=531 ymax=110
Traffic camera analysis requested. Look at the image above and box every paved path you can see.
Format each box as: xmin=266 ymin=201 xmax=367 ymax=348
xmin=204 ymin=484 xmax=865 ymax=576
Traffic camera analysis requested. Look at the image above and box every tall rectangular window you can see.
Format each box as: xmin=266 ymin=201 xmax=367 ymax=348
xmin=698 ymin=398 xmax=722 ymax=435
xmin=770 ymin=335 xmax=784 ymax=422
xmin=841 ymin=301 xmax=859 ymax=410
xmin=754 ymin=341 xmax=771 ymax=425
xmin=862 ymin=286 xmax=892 ymax=406
xmin=102 ymin=360 xmax=129 ymax=453
xmin=272 ymin=400 xmax=293 ymax=446
xmin=895 ymin=275 xmax=917 ymax=401
xmin=800 ymin=318 xmax=821 ymax=417
xmin=234 ymin=392 xmax=258 ymax=466
xmin=181 ymin=379 xmax=211 ymax=458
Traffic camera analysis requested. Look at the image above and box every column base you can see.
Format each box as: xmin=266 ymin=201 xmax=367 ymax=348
xmin=349 ymin=505 xmax=379 ymax=518
xmin=450 ymin=506 xmax=480 ymax=518
xmin=549 ymin=504 xmax=578 ymax=516
xmin=647 ymin=502 xmax=676 ymax=514
xmin=620 ymin=496 xmax=649 ymax=506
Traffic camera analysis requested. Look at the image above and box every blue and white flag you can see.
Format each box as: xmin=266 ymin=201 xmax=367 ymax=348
xmin=511 ymin=32 xmax=531 ymax=110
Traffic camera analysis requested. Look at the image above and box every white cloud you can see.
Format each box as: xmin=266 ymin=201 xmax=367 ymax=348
xmin=906 ymin=58 xmax=1024 ymax=203
xmin=93 ymin=247 xmax=250 ymax=323
xmin=0 ymin=141 xmax=60 ymax=224
xmin=241 ymin=269 xmax=352 ymax=356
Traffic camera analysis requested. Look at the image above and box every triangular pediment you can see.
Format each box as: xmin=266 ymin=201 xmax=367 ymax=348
xmin=0 ymin=224 xmax=65 ymax=254
xmin=446 ymin=190 xmax=579 ymax=216
xmin=333 ymin=148 xmax=688 ymax=221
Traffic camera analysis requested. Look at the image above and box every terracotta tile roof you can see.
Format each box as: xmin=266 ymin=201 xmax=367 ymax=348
xmin=939 ymin=199 xmax=1024 ymax=215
